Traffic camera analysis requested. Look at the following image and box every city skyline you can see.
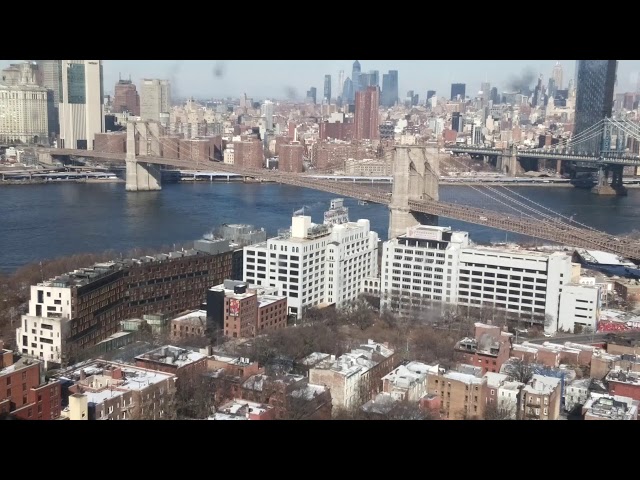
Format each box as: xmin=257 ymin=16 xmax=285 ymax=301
xmin=4 ymin=60 xmax=640 ymax=101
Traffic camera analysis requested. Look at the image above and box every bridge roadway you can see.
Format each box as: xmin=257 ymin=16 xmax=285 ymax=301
xmin=449 ymin=146 xmax=640 ymax=166
xmin=35 ymin=148 xmax=640 ymax=261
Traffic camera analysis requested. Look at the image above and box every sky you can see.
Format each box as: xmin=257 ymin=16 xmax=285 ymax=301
xmin=3 ymin=60 xmax=640 ymax=101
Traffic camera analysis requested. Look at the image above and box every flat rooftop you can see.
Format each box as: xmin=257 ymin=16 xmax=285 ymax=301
xmin=58 ymin=361 xmax=175 ymax=405
xmin=171 ymin=309 xmax=207 ymax=323
xmin=36 ymin=246 xmax=211 ymax=288
xmin=135 ymin=345 xmax=207 ymax=368
xmin=0 ymin=355 xmax=39 ymax=376
xmin=258 ymin=294 xmax=286 ymax=308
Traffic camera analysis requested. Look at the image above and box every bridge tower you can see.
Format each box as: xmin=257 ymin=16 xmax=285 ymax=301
xmin=125 ymin=121 xmax=162 ymax=192
xmin=388 ymin=145 xmax=439 ymax=239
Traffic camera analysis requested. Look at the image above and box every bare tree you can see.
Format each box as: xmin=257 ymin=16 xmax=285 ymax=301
xmin=341 ymin=297 xmax=376 ymax=331
xmin=504 ymin=358 xmax=535 ymax=384
xmin=483 ymin=401 xmax=515 ymax=420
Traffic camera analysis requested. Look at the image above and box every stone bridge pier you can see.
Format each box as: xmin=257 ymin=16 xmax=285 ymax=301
xmin=388 ymin=146 xmax=439 ymax=239
xmin=592 ymin=164 xmax=627 ymax=196
xmin=125 ymin=121 xmax=162 ymax=192
xmin=497 ymin=146 xmax=519 ymax=177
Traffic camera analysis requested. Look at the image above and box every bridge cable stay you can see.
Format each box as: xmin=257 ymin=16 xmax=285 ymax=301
xmin=444 ymin=154 xmax=614 ymax=244
xmin=528 ymin=119 xmax=606 ymax=151
xmin=445 ymin=154 xmax=584 ymax=229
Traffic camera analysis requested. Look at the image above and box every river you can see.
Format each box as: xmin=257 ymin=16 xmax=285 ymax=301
xmin=1 ymin=182 xmax=639 ymax=273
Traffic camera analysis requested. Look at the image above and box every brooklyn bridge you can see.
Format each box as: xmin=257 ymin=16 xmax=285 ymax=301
xmin=34 ymin=120 xmax=640 ymax=262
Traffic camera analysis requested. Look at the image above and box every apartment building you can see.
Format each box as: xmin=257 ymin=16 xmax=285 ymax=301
xmin=582 ymin=393 xmax=639 ymax=420
xmin=381 ymin=224 xmax=593 ymax=334
xmin=497 ymin=381 xmax=524 ymax=419
xmin=244 ymin=201 xmax=378 ymax=319
xmin=453 ymin=322 xmax=513 ymax=374
xmin=0 ymin=341 xmax=61 ymax=420
xmin=382 ymin=361 xmax=438 ymax=402
xmin=59 ymin=361 xmax=177 ymax=420
xmin=557 ymin=284 xmax=601 ymax=333
xmin=207 ymin=280 xmax=288 ymax=337
xmin=521 ymin=374 xmax=562 ymax=420
xmin=427 ymin=369 xmax=486 ymax=420
xmin=309 ymin=340 xmax=396 ymax=412
xmin=16 ymin=242 xmax=233 ymax=367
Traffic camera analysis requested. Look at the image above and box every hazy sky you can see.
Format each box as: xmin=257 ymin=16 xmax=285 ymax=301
xmin=3 ymin=60 xmax=640 ymax=100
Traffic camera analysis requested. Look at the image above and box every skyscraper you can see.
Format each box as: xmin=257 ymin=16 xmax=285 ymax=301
xmin=552 ymin=62 xmax=563 ymax=90
xmin=381 ymin=70 xmax=398 ymax=108
xmin=261 ymin=100 xmax=274 ymax=129
xmin=323 ymin=74 xmax=331 ymax=104
xmin=0 ymin=63 xmax=49 ymax=144
xmin=573 ymin=60 xmax=617 ymax=154
xmin=354 ymin=86 xmax=380 ymax=141
xmin=34 ymin=60 xmax=62 ymax=135
xmin=113 ymin=77 xmax=140 ymax=115
xmin=490 ymin=87 xmax=499 ymax=104
xmin=306 ymin=87 xmax=317 ymax=104
xmin=140 ymin=79 xmax=171 ymax=122
xmin=480 ymin=82 xmax=491 ymax=103
xmin=59 ymin=60 xmax=104 ymax=150
xmin=451 ymin=83 xmax=466 ymax=101
xmin=369 ymin=70 xmax=379 ymax=87
xmin=337 ymin=70 xmax=344 ymax=101
xmin=342 ymin=77 xmax=353 ymax=106
xmin=427 ymin=90 xmax=436 ymax=100
xmin=351 ymin=60 xmax=361 ymax=100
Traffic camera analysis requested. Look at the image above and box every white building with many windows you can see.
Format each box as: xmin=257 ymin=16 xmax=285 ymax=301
xmin=244 ymin=201 xmax=378 ymax=319
xmin=16 ymin=284 xmax=73 ymax=365
xmin=381 ymin=225 xmax=469 ymax=315
xmin=381 ymin=224 xmax=593 ymax=334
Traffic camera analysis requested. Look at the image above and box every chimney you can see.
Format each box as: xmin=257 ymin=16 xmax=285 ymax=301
xmin=111 ymin=367 xmax=123 ymax=380
xmin=80 ymin=369 xmax=86 ymax=381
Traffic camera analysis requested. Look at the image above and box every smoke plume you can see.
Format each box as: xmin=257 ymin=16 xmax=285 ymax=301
xmin=507 ymin=67 xmax=536 ymax=94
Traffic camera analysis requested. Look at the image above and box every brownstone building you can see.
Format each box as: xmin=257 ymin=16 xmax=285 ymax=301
xmin=319 ymin=122 xmax=353 ymax=141
xmin=112 ymin=79 xmax=140 ymax=115
xmin=614 ymin=279 xmax=640 ymax=304
xmin=206 ymin=354 xmax=264 ymax=402
xmin=354 ymin=86 xmax=380 ymax=141
xmin=179 ymin=138 xmax=212 ymax=163
xmin=170 ymin=310 xmax=207 ymax=341
xmin=241 ymin=373 xmax=332 ymax=420
xmin=94 ymin=132 xmax=126 ymax=153
xmin=0 ymin=341 xmax=61 ymax=420
xmin=453 ymin=323 xmax=513 ymax=374
xmin=160 ymin=134 xmax=183 ymax=159
xmin=279 ymin=143 xmax=305 ymax=173
xmin=234 ymin=139 xmax=264 ymax=169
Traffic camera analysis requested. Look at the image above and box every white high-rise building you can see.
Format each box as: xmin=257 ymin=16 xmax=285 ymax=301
xmin=58 ymin=60 xmax=104 ymax=150
xmin=140 ymin=79 xmax=171 ymax=122
xmin=381 ymin=224 xmax=590 ymax=334
xmin=0 ymin=63 xmax=49 ymax=144
xmin=243 ymin=200 xmax=379 ymax=319
xmin=261 ymin=100 xmax=274 ymax=130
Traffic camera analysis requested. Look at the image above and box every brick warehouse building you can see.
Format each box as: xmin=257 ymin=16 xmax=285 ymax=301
xmin=16 ymin=239 xmax=233 ymax=367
